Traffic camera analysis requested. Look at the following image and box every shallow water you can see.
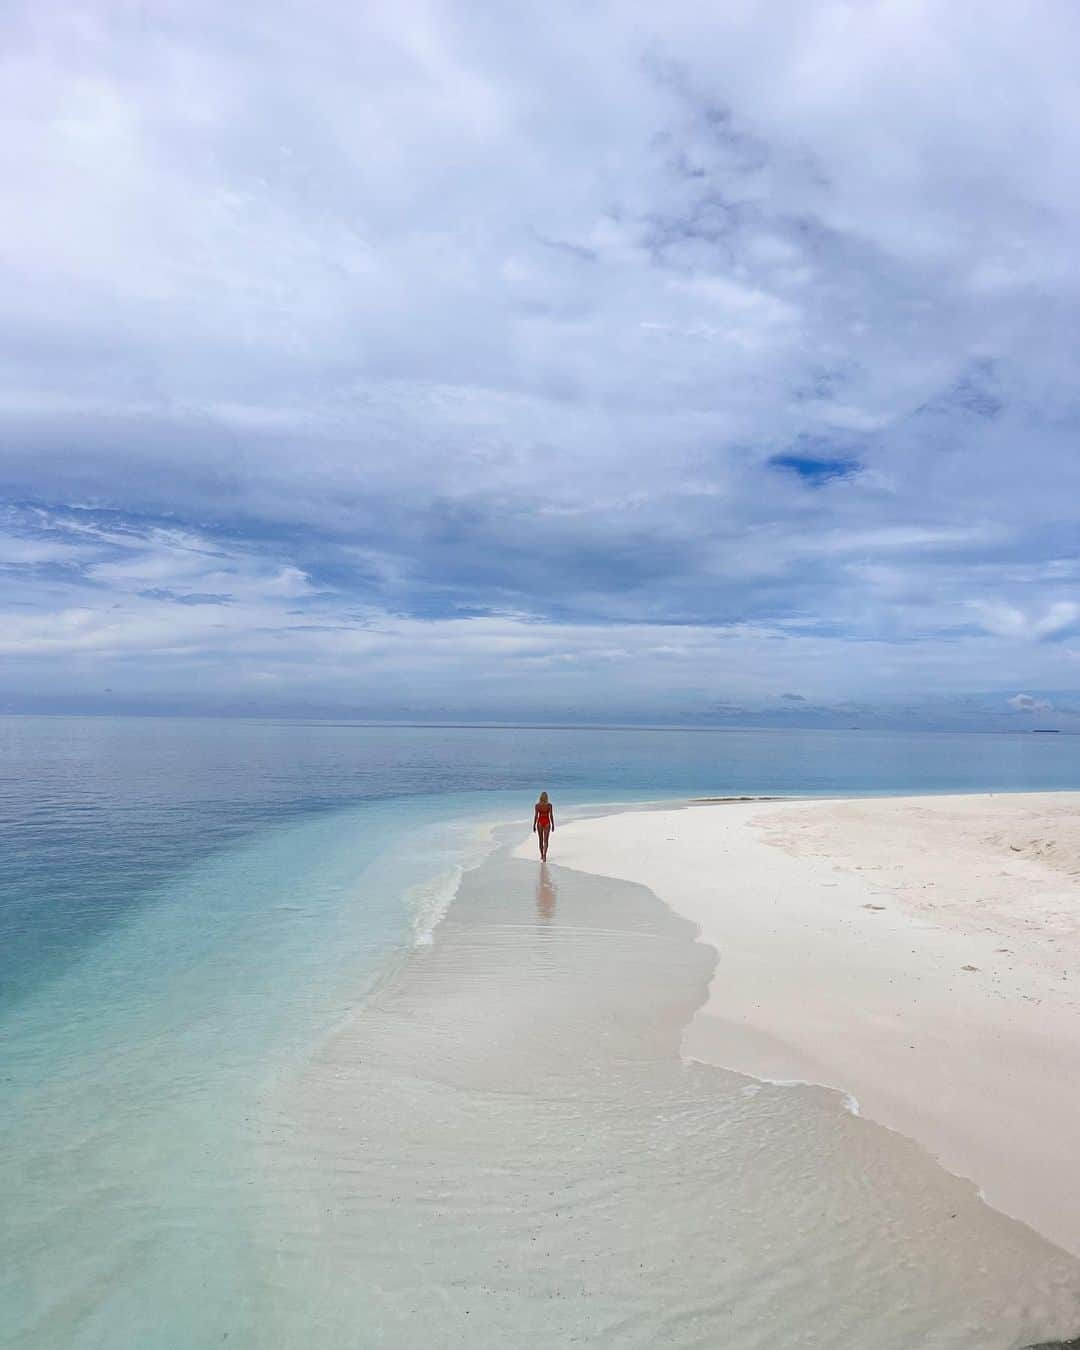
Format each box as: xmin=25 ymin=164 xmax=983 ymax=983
xmin=0 ymin=797 xmax=507 ymax=1346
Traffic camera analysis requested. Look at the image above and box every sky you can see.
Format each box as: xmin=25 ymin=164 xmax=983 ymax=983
xmin=2 ymin=1 xmax=1080 ymax=728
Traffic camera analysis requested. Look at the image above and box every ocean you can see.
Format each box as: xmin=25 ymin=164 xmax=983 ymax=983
xmin=4 ymin=716 xmax=1080 ymax=1347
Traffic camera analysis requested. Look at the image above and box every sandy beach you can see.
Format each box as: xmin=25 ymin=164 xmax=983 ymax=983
xmin=515 ymin=792 xmax=1080 ymax=1259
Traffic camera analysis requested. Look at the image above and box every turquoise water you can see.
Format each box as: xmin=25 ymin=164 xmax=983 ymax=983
xmin=3 ymin=716 xmax=1080 ymax=1345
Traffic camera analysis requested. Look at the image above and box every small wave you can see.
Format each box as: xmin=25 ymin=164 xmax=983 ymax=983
xmin=404 ymin=818 xmax=504 ymax=946
xmin=682 ymin=1046 xmax=863 ymax=1116
xmin=408 ymin=865 xmax=467 ymax=946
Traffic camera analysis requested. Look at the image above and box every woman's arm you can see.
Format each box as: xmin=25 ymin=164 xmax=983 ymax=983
xmin=533 ymin=805 xmax=539 ymax=832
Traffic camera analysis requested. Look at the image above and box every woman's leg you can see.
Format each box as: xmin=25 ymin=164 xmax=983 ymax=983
xmin=539 ymin=825 xmax=550 ymax=859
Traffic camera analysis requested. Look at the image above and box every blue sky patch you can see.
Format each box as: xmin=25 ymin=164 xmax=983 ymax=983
xmin=768 ymin=454 xmax=861 ymax=486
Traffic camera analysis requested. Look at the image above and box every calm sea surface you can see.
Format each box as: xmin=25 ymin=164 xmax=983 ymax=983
xmin=3 ymin=716 xmax=1080 ymax=1346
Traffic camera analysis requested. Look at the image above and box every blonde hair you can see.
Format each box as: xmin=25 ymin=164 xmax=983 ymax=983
xmin=538 ymin=791 xmax=549 ymax=804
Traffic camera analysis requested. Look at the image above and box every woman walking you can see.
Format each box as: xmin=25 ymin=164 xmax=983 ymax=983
xmin=532 ymin=791 xmax=555 ymax=861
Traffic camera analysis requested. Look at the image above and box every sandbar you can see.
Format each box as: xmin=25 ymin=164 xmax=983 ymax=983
xmin=515 ymin=792 xmax=1080 ymax=1256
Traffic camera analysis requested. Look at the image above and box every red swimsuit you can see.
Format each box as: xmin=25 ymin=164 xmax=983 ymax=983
xmin=536 ymin=803 xmax=552 ymax=828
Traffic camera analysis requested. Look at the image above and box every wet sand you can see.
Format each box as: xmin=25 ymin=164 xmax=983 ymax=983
xmin=254 ymin=833 xmax=1080 ymax=1348
xmin=526 ymin=793 xmax=1080 ymax=1259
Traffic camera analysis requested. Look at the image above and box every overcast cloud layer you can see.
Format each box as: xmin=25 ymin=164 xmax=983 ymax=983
xmin=2 ymin=1 xmax=1080 ymax=726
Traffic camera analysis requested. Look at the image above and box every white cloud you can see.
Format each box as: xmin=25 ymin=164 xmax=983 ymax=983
xmin=973 ymin=601 xmax=1080 ymax=641
xmin=1008 ymin=693 xmax=1053 ymax=714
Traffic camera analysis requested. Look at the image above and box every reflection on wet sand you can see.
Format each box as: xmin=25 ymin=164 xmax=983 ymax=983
xmin=535 ymin=862 xmax=557 ymax=921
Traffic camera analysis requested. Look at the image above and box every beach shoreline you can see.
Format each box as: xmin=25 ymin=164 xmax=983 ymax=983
xmin=514 ymin=791 xmax=1080 ymax=1258
xmin=265 ymin=828 xmax=1080 ymax=1347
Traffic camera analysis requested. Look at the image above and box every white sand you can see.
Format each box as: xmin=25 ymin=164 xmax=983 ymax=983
xmin=514 ymin=793 xmax=1080 ymax=1256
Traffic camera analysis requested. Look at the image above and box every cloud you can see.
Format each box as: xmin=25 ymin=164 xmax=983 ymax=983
xmin=973 ymin=601 xmax=1080 ymax=642
xmin=1 ymin=505 xmax=1079 ymax=730
xmin=1008 ymin=693 xmax=1053 ymax=714
xmin=2 ymin=4 xmax=1080 ymax=722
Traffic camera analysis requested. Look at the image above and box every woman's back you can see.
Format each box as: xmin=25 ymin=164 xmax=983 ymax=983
xmin=533 ymin=792 xmax=554 ymax=859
